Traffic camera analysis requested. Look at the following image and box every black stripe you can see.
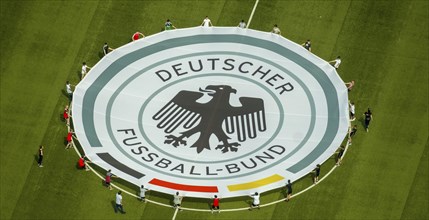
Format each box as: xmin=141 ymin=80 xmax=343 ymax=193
xmin=97 ymin=153 xmax=145 ymax=179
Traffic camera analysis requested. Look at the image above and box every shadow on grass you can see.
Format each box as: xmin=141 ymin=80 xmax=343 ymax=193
xmin=61 ymin=89 xmax=70 ymax=100
xmin=358 ymin=117 xmax=366 ymax=129
xmin=101 ymin=179 xmax=108 ymax=188
xmin=149 ymin=190 xmax=175 ymax=206
xmin=111 ymin=200 xmax=116 ymax=213
xmin=59 ymin=113 xmax=65 ymax=123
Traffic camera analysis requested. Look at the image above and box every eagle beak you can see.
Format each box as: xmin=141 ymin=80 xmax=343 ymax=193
xmin=231 ymin=89 xmax=237 ymax=94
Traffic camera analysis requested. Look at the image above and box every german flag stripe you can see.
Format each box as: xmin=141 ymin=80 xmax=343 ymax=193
xmin=149 ymin=178 xmax=219 ymax=192
xmin=227 ymin=174 xmax=284 ymax=191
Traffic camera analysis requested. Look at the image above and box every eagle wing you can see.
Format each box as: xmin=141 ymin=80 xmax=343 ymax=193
xmin=152 ymin=91 xmax=204 ymax=134
xmin=224 ymin=97 xmax=266 ymax=142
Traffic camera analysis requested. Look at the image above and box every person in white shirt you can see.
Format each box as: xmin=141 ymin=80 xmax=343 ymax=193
xmin=329 ymin=56 xmax=342 ymax=69
xmin=65 ymin=81 xmax=73 ymax=101
xmin=115 ymin=191 xmax=126 ymax=214
xmin=271 ymin=24 xmax=281 ymax=35
xmin=201 ymin=16 xmax=213 ymax=27
xmin=349 ymin=101 xmax=356 ymax=121
xmin=81 ymin=62 xmax=91 ymax=80
xmin=173 ymin=192 xmax=183 ymax=211
xmin=238 ymin=19 xmax=246 ymax=28
xmin=249 ymin=192 xmax=260 ymax=210
xmin=139 ymin=185 xmax=149 ymax=202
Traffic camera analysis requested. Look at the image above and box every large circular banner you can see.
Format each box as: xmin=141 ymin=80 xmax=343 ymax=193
xmin=72 ymin=27 xmax=349 ymax=198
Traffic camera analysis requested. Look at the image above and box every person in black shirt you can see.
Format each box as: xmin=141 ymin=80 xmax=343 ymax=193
xmin=285 ymin=180 xmax=292 ymax=202
xmin=348 ymin=125 xmax=357 ymax=145
xmin=302 ymin=39 xmax=311 ymax=52
xmin=164 ymin=19 xmax=176 ymax=30
xmin=364 ymin=108 xmax=373 ymax=132
xmin=38 ymin=145 xmax=44 ymax=167
xmin=313 ymin=164 xmax=321 ymax=184
xmin=336 ymin=146 xmax=345 ymax=166
xmin=103 ymin=42 xmax=114 ymax=56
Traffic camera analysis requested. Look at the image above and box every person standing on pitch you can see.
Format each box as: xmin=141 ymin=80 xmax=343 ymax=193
xmin=201 ymin=16 xmax=213 ymax=27
xmin=336 ymin=146 xmax=345 ymax=166
xmin=78 ymin=156 xmax=90 ymax=171
xmin=115 ymin=191 xmax=126 ymax=214
xmin=249 ymin=192 xmax=260 ymax=210
xmin=37 ymin=145 xmax=44 ymax=167
xmin=211 ymin=195 xmax=220 ymax=213
xmin=345 ymin=80 xmax=355 ymax=92
xmin=313 ymin=164 xmax=321 ymax=184
xmin=81 ymin=62 xmax=91 ymax=79
xmin=302 ymin=39 xmax=311 ymax=52
xmin=139 ymin=185 xmax=149 ymax=202
xmin=364 ymin=108 xmax=373 ymax=132
xmin=329 ymin=56 xmax=342 ymax=69
xmin=65 ymin=81 xmax=74 ymax=102
xmin=165 ymin=19 xmax=176 ymax=30
xmin=132 ymin=32 xmax=145 ymax=41
xmin=349 ymin=101 xmax=356 ymax=121
xmin=237 ymin=19 xmax=246 ymax=28
xmin=173 ymin=192 xmax=183 ymax=210
xmin=285 ymin=180 xmax=292 ymax=202
xmin=63 ymin=105 xmax=70 ymax=125
xmin=65 ymin=129 xmax=74 ymax=149
xmin=103 ymin=42 xmax=114 ymax=56
xmin=348 ymin=125 xmax=358 ymax=145
xmin=271 ymin=24 xmax=281 ymax=35
xmin=105 ymin=169 xmax=116 ymax=190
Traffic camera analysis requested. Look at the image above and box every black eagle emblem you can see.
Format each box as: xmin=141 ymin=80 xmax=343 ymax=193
xmin=153 ymin=85 xmax=266 ymax=153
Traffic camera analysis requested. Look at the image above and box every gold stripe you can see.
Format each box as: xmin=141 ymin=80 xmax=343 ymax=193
xmin=227 ymin=174 xmax=284 ymax=191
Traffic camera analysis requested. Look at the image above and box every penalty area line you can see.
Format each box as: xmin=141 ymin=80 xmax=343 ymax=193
xmin=247 ymin=0 xmax=260 ymax=29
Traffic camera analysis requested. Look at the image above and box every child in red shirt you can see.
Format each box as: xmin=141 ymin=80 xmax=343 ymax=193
xmin=78 ymin=156 xmax=90 ymax=171
xmin=65 ymin=129 xmax=74 ymax=149
xmin=132 ymin=32 xmax=145 ymax=41
xmin=63 ymin=105 xmax=70 ymax=125
xmin=211 ymin=195 xmax=220 ymax=213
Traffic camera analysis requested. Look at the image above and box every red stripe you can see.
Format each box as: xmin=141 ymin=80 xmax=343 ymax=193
xmin=149 ymin=178 xmax=218 ymax=193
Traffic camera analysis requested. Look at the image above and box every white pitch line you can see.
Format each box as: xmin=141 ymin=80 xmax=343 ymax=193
xmin=246 ymin=0 xmax=260 ymax=28
xmin=70 ymin=138 xmax=172 ymax=208
xmin=67 ymin=103 xmax=352 ymax=213
xmin=172 ymin=208 xmax=179 ymax=220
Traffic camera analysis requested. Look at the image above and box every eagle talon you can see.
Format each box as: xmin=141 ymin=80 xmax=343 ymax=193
xmin=165 ymin=135 xmax=187 ymax=148
xmin=217 ymin=142 xmax=240 ymax=153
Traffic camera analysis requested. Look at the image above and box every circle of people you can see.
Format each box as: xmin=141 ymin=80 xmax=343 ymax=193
xmin=34 ymin=15 xmax=374 ymax=214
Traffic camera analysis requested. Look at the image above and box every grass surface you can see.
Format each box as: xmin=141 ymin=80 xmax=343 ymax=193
xmin=1 ymin=0 xmax=427 ymax=219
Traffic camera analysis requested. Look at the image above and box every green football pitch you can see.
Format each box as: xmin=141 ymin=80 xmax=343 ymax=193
xmin=1 ymin=0 xmax=427 ymax=219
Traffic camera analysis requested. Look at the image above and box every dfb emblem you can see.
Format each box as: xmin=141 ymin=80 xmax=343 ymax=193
xmin=72 ymin=27 xmax=349 ymax=198
xmin=153 ymin=85 xmax=266 ymax=153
